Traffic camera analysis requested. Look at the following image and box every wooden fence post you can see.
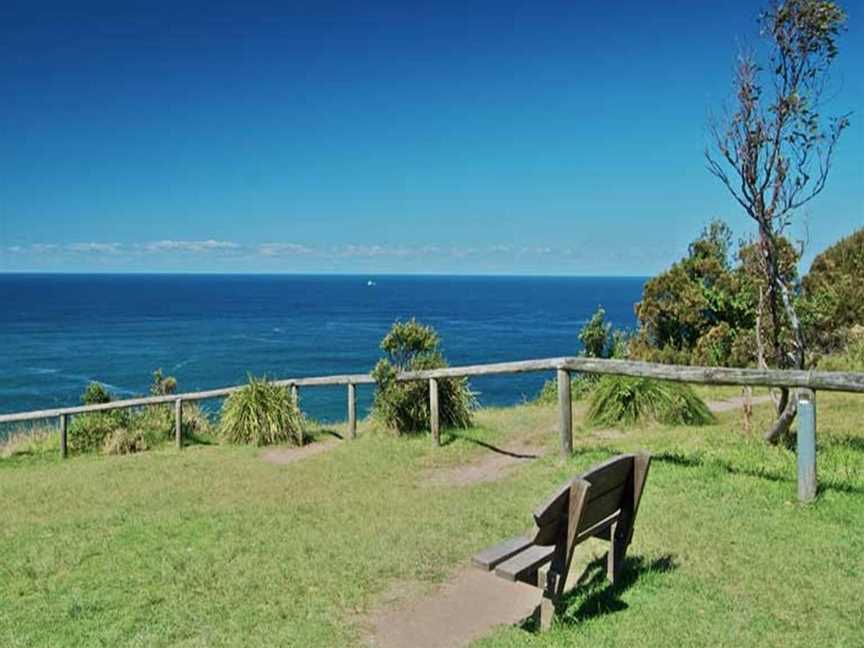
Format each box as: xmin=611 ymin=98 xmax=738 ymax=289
xmin=347 ymin=383 xmax=357 ymax=439
xmin=429 ymin=378 xmax=440 ymax=446
xmin=59 ymin=413 xmax=68 ymax=459
xmin=175 ymin=398 xmax=183 ymax=450
xmin=797 ymin=389 xmax=817 ymax=503
xmin=557 ymin=369 xmax=573 ymax=458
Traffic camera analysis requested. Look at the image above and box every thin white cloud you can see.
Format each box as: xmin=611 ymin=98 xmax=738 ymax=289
xmin=257 ymin=242 xmax=315 ymax=257
xmin=31 ymin=243 xmax=59 ymax=253
xmin=141 ymin=239 xmax=240 ymax=253
xmin=4 ymin=240 xmax=591 ymax=263
xmin=66 ymin=242 xmax=122 ymax=254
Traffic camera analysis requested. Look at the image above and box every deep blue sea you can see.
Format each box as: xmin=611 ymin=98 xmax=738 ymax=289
xmin=0 ymin=274 xmax=645 ymax=430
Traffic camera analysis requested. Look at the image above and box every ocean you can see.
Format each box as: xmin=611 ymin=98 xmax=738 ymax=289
xmin=0 ymin=274 xmax=645 ymax=430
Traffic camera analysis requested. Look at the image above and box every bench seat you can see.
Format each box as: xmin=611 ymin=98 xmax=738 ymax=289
xmin=494 ymin=544 xmax=555 ymax=582
xmin=471 ymin=535 xmax=533 ymax=571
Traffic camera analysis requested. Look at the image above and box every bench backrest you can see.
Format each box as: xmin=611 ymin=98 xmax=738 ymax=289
xmin=531 ymin=453 xmax=650 ymax=546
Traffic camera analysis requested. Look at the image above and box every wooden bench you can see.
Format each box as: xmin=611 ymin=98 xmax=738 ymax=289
xmin=472 ymin=452 xmax=651 ymax=629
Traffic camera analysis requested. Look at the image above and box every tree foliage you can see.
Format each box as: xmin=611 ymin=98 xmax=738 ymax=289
xmin=800 ymin=228 xmax=864 ymax=352
xmin=632 ymin=220 xmax=801 ymax=368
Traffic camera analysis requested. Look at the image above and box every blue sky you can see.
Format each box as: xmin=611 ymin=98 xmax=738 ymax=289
xmin=1 ymin=0 xmax=861 ymax=275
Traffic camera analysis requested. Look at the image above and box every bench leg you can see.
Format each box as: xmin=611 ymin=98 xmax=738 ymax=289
xmin=536 ymin=566 xmax=559 ymax=631
xmin=607 ymin=521 xmax=625 ymax=585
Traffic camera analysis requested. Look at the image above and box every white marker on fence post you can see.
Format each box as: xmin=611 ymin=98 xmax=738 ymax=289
xmin=557 ymin=369 xmax=573 ymax=458
xmin=797 ymin=389 xmax=817 ymax=503
xmin=347 ymin=383 xmax=357 ymax=439
xmin=429 ymin=378 xmax=440 ymax=446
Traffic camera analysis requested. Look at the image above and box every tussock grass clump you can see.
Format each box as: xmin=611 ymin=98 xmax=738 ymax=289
xmin=219 ymin=376 xmax=303 ymax=446
xmin=587 ymin=376 xmax=715 ymax=427
xmin=371 ymin=319 xmax=475 ymax=434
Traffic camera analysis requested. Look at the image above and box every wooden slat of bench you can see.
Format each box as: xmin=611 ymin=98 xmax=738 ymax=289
xmin=584 ymin=454 xmax=634 ymax=499
xmin=471 ymin=535 xmax=534 ymax=571
xmin=533 ymin=454 xmax=634 ymax=527
xmin=494 ymin=544 xmax=555 ymax=582
xmin=577 ymin=483 xmax=626 ymax=534
xmin=575 ymin=511 xmax=619 ymax=544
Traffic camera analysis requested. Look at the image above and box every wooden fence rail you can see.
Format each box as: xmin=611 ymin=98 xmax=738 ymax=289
xmin=3 ymin=356 xmax=863 ymax=502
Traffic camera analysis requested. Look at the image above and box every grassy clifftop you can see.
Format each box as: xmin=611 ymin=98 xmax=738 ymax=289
xmin=2 ymin=391 xmax=863 ymax=647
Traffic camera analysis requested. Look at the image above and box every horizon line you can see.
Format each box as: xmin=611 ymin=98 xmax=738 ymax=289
xmin=0 ymin=270 xmax=651 ymax=279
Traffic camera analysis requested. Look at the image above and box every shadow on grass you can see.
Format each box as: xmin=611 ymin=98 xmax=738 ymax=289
xmin=184 ymin=433 xmax=217 ymax=446
xmin=828 ymin=435 xmax=864 ymax=453
xmin=315 ymin=428 xmax=344 ymax=441
xmin=518 ymin=554 xmax=677 ymax=632
xmin=441 ymin=430 xmax=542 ymax=459
xmin=655 ymin=449 xmax=864 ymax=496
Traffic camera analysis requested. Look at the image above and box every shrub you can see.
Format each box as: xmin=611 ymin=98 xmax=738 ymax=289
xmin=371 ymin=319 xmax=475 ymax=434
xmin=817 ymin=326 xmax=864 ymax=372
xmin=587 ymin=376 xmax=714 ymax=427
xmin=68 ymin=372 xmax=213 ymax=454
xmin=219 ymin=376 xmax=303 ymax=446
xmin=82 ymin=382 xmax=111 ymax=405
xmin=580 ymin=308 xmax=613 ymax=358
xmin=69 ymin=410 xmax=128 ymax=453
xmin=150 ymin=369 xmax=177 ymax=396
xmin=102 ymin=428 xmax=147 ymax=455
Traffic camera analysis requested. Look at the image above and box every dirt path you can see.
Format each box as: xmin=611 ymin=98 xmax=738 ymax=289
xmin=364 ymin=569 xmax=539 ymax=648
xmin=420 ymin=443 xmax=545 ymax=487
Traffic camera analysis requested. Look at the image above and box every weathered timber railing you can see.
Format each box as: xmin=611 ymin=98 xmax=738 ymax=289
xmin=2 ymin=356 xmax=863 ymax=501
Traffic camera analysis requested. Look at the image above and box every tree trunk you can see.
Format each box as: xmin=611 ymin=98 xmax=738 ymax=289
xmin=764 ymin=391 xmax=797 ymax=444
xmin=757 ymin=223 xmax=807 ymax=446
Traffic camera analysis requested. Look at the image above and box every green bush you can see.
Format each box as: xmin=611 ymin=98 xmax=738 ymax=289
xmin=149 ymin=369 xmax=177 ymax=396
xmin=817 ymin=327 xmax=864 ymax=372
xmin=82 ymin=382 xmax=111 ymax=405
xmin=69 ymin=410 xmax=128 ymax=453
xmin=371 ymin=319 xmax=475 ymax=434
xmin=219 ymin=376 xmax=303 ymax=446
xmin=587 ymin=376 xmax=715 ymax=427
xmin=68 ymin=372 xmax=213 ymax=455
xmin=102 ymin=427 xmax=157 ymax=455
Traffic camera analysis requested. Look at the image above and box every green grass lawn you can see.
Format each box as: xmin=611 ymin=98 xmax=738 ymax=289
xmin=2 ymin=390 xmax=863 ymax=647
